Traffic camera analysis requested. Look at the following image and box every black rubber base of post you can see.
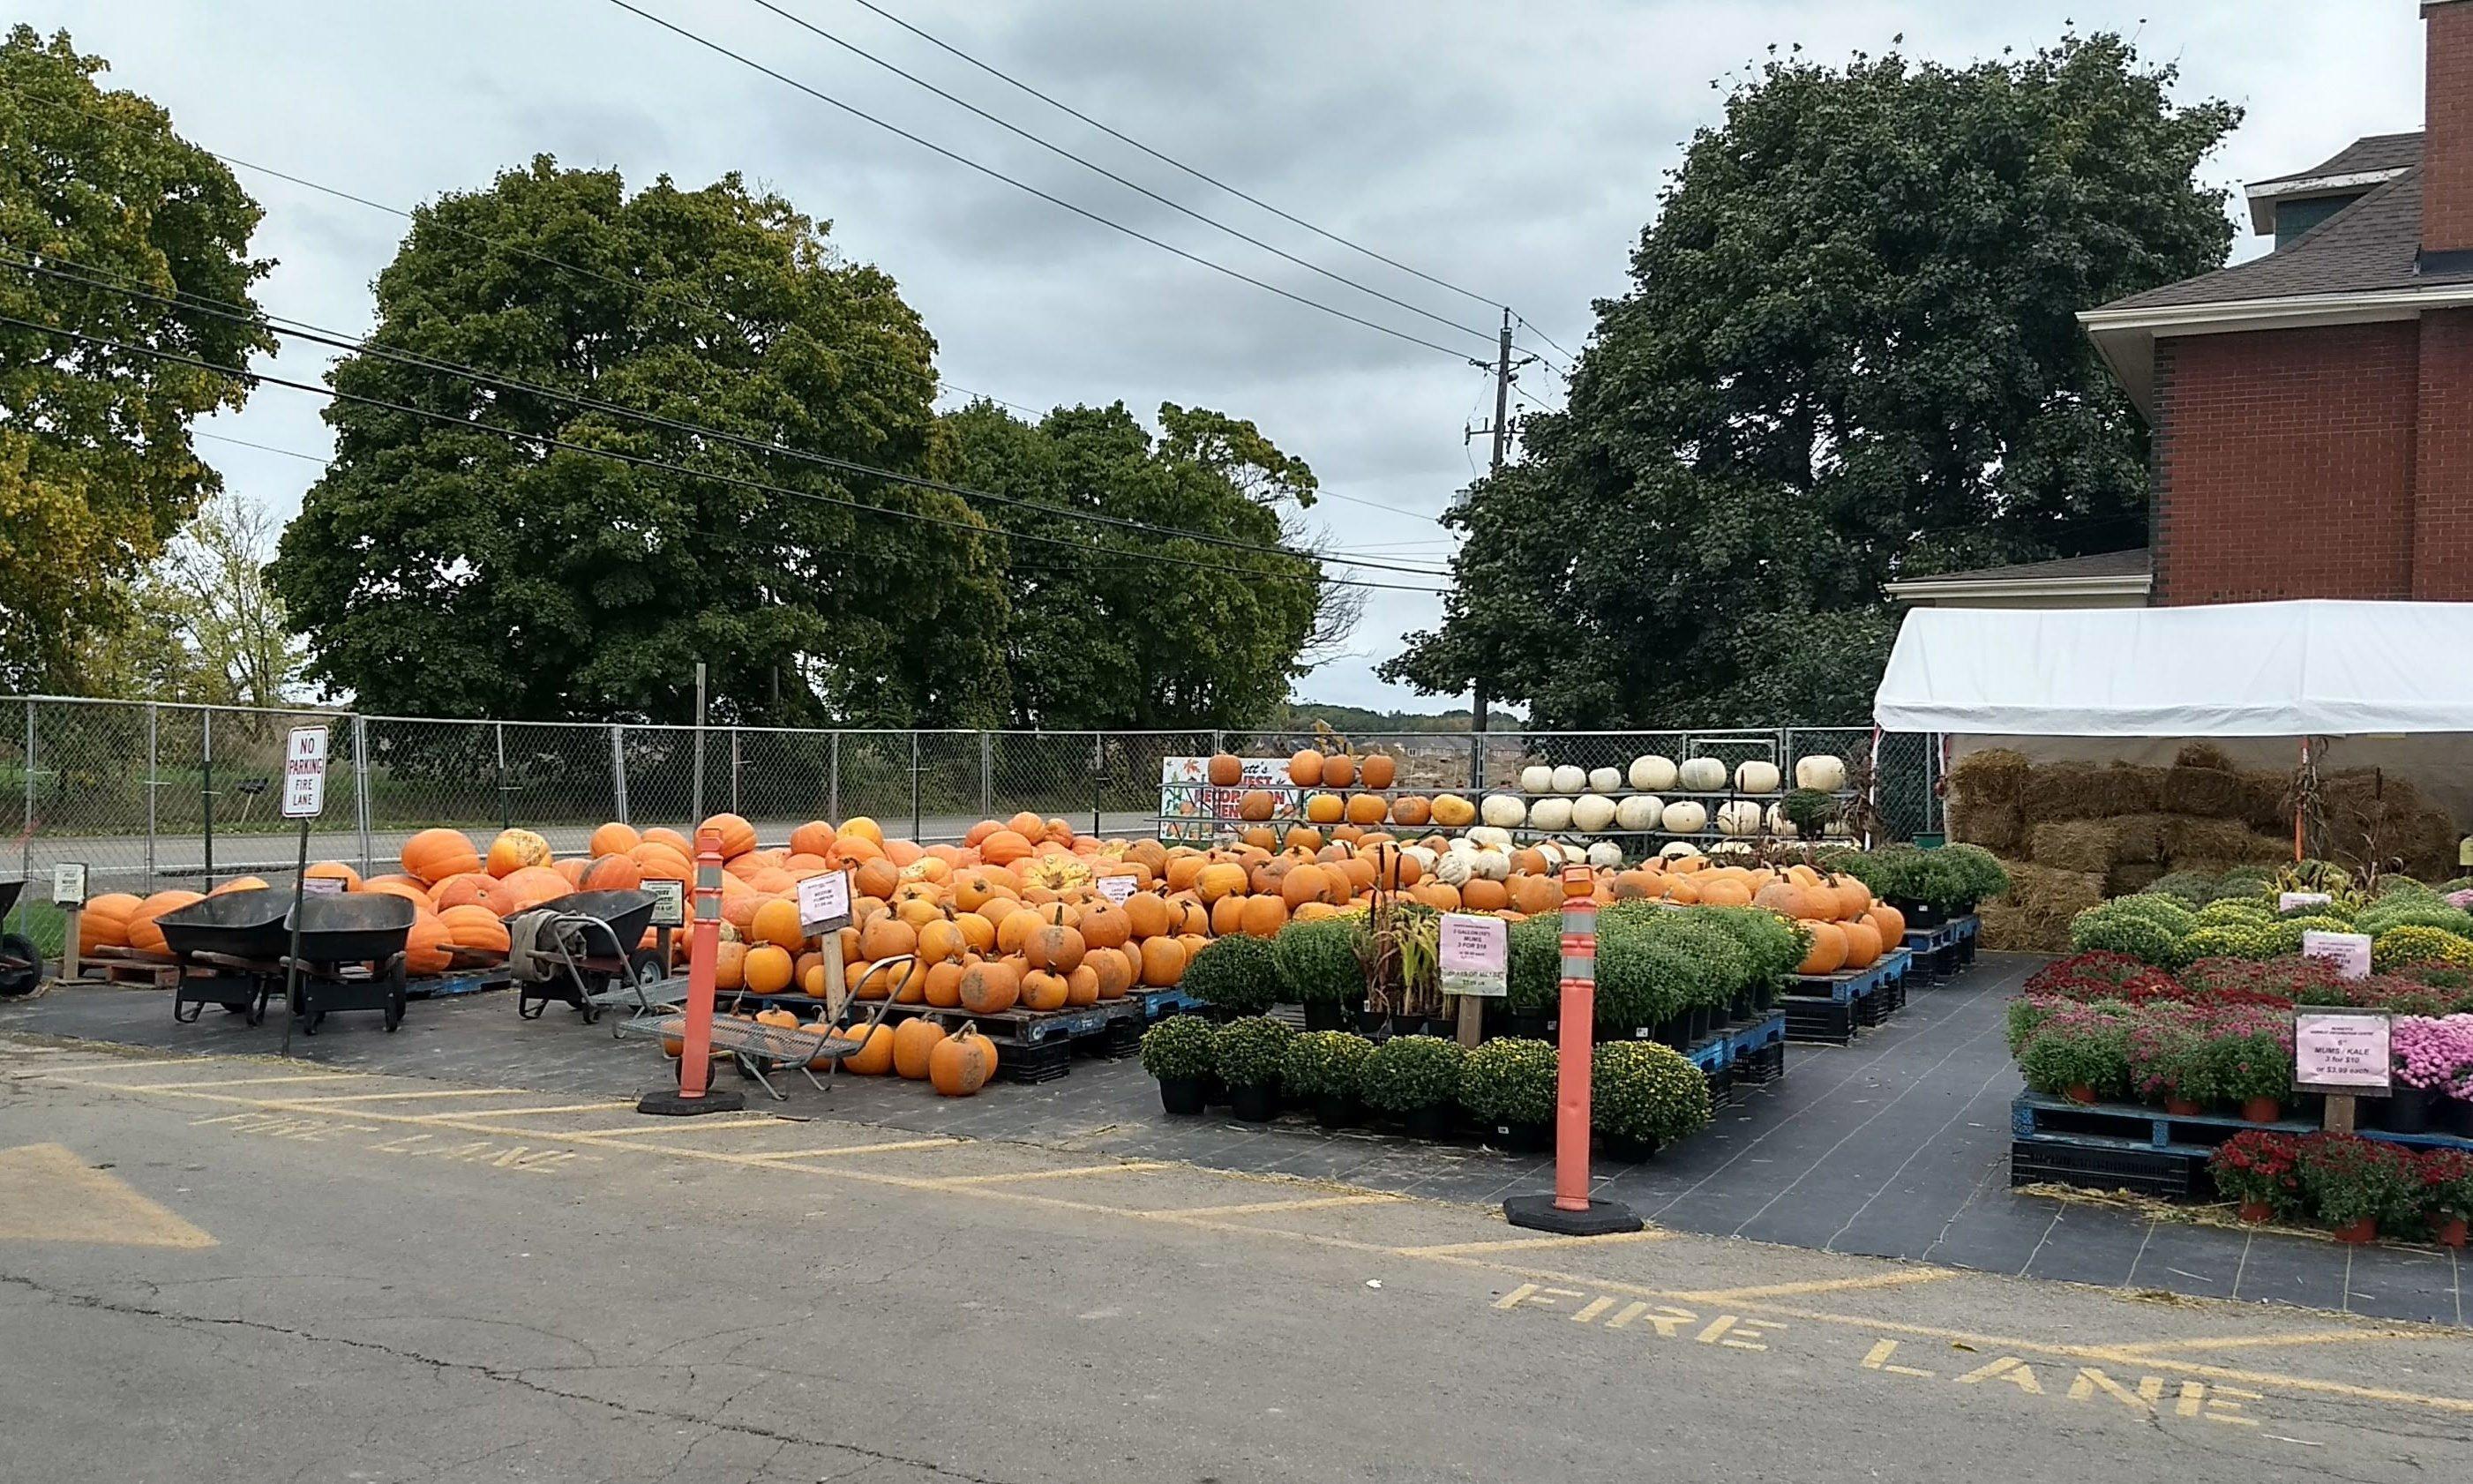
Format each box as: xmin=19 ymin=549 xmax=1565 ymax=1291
xmin=636 ymin=1087 xmax=747 ymax=1116
xmin=1503 ymin=1194 xmax=1645 ymax=1237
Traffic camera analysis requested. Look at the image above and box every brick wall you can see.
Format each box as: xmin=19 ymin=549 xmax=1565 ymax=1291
xmin=2429 ymin=1 xmax=2473 ymax=254
xmin=2151 ymin=323 xmax=2421 ymax=604
xmin=2415 ymin=309 xmax=2473 ymax=596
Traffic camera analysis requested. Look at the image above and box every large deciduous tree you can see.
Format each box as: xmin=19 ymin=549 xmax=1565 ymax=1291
xmin=270 ymin=158 xmax=1007 ymax=726
xmin=940 ymin=400 xmax=1326 ymax=728
xmin=0 ymin=26 xmax=271 ymax=693
xmin=1386 ymin=34 xmax=2239 ymax=726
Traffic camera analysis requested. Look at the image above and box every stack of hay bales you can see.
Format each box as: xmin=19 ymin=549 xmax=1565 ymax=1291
xmin=1948 ymin=743 xmax=2453 ymax=952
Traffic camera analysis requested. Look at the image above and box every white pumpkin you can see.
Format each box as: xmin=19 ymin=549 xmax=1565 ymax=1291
xmin=1677 ymin=757 xmax=1727 ymax=791
xmin=1615 ymin=794 xmax=1663 ymax=831
xmin=1714 ymin=800 xmax=1763 ymax=836
xmin=1433 ymin=850 xmax=1473 ymax=887
xmin=1735 ymin=760 xmax=1782 ymax=795
xmin=1469 ymin=847 xmax=1511 ymax=881
xmin=1660 ymin=799 xmax=1709 ymax=833
xmin=1585 ymin=841 xmax=1624 ymax=869
xmin=1659 ymin=840 xmax=1703 ymax=861
xmin=1480 ymin=793 xmax=1527 ymax=828
xmin=1587 ymin=766 xmax=1622 ymax=792
xmin=1518 ymin=764 xmax=1555 ymax=793
xmin=1795 ymin=754 xmax=1847 ymax=791
xmin=1764 ymin=803 xmax=1799 ymax=838
xmin=1533 ymin=840 xmax=1568 ymax=868
xmin=1527 ymin=796 xmax=1576 ymax=833
xmin=1571 ymin=793 xmax=1619 ymax=833
xmin=1466 ymin=825 xmax=1515 ymax=852
xmin=1549 ymin=763 xmax=1586 ymax=793
xmin=1707 ymin=840 xmax=1755 ymax=860
xmin=1402 ymin=844 xmax=1439 ymax=874
xmin=1629 ymin=754 xmax=1678 ymax=791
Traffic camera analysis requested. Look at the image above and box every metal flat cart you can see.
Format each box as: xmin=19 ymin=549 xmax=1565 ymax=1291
xmin=0 ymin=881 xmax=38 ymax=998
xmin=285 ymin=893 xmax=415 ymax=1034
xmin=156 ymin=888 xmax=291 ymax=1024
xmin=617 ymin=956 xmax=911 ymax=1100
xmin=506 ymin=888 xmax=668 ymax=1025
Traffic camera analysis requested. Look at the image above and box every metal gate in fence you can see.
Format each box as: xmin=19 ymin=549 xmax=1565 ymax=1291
xmin=5 ymin=696 xmax=1940 ymax=927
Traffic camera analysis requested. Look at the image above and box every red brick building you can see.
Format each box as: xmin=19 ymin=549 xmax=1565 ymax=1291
xmin=1900 ymin=4 xmax=2473 ymax=612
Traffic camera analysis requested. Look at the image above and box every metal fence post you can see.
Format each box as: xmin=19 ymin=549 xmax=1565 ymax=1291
xmin=200 ymin=706 xmax=214 ymax=890
xmin=691 ymin=662 xmax=707 ymax=826
xmin=1090 ymin=732 xmax=1105 ymax=839
xmin=978 ymin=731 xmax=993 ymax=821
xmin=730 ymin=727 xmax=742 ymax=816
xmin=611 ymin=723 xmax=630 ymax=825
xmin=17 ymin=700 xmax=31 ymax=933
xmin=828 ymin=732 xmax=840 ymax=822
xmin=144 ymin=701 xmax=159 ymax=893
xmin=353 ymin=713 xmax=373 ymax=875
xmin=1470 ymin=731 xmax=1485 ymax=792
xmin=909 ymin=732 xmax=922 ymax=842
xmin=492 ymin=721 xmax=510 ymax=829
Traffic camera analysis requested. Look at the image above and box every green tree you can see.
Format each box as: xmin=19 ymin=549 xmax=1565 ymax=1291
xmin=0 ymin=26 xmax=271 ymax=693
xmin=940 ymin=400 xmax=1325 ymax=728
xmin=1386 ymin=34 xmax=2238 ymax=725
xmin=269 ymin=157 xmax=1007 ymax=725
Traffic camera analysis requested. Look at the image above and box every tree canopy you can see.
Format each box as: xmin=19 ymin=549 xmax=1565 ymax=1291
xmin=1385 ymin=34 xmax=2239 ymax=726
xmin=269 ymin=157 xmax=1008 ymax=726
xmin=939 ymin=399 xmax=1329 ymax=729
xmin=0 ymin=26 xmax=271 ymax=693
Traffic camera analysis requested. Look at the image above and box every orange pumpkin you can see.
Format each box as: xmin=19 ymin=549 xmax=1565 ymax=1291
xmin=1239 ymin=895 xmax=1289 ymax=938
xmin=1344 ymin=792 xmax=1388 ymax=826
xmin=1195 ymin=862 xmax=1248 ymax=903
xmin=699 ymin=813 xmax=759 ymax=859
xmin=1064 ymin=963 xmax=1101 ymax=1006
xmin=979 ymin=829 xmax=1034 ymax=866
xmin=1207 ymin=753 xmax=1243 ymax=787
xmin=1390 ymin=796 xmax=1431 ymax=828
xmin=1796 ymin=921 xmax=1848 ymax=976
xmin=1868 ymin=903 xmax=1907 ymax=943
xmin=1237 ymin=790 xmax=1276 ymax=822
xmin=484 ymin=828 xmax=552 ymax=879
xmin=1083 ymin=945 xmax=1135 ymax=1000
xmin=743 ymin=944 xmax=796 ymax=995
xmin=1303 ymin=792 xmax=1345 ymax=825
xmin=929 ymin=1025 xmax=998 ymax=1096
xmin=429 ymin=872 xmax=510 ymax=915
xmin=210 ymin=875 xmax=269 ymax=896
xmin=1288 ymin=749 xmax=1324 ymax=786
xmin=1139 ymin=935 xmax=1188 ymax=987
xmin=402 ymin=828 xmax=483 ymax=884
xmin=788 ymin=820 xmax=837 ymax=858
xmin=917 ymin=918 xmax=970 ymax=964
xmin=1360 ymin=753 xmax=1397 ymax=789
xmin=1021 ymin=968 xmax=1070 ymax=1012
xmin=859 ymin=915 xmax=917 ymax=962
xmin=498 ymin=866 xmax=573 ymax=911
xmin=1460 ymin=878 xmax=1509 ymax=912
xmin=840 ymin=1022 xmax=897 ymax=1075
xmin=1322 ymin=753 xmax=1357 ymax=789
xmin=579 ymin=853 xmax=643 ymax=893
xmin=552 ymin=857 xmax=590 ymax=888
xmin=588 ymin=821 xmax=641 ymax=858
xmin=1840 ymin=919 xmax=1883 ymax=971
xmin=305 ymin=860 xmax=362 ymax=892
xmin=958 ymin=957 xmax=1022 ymax=1014
xmin=1122 ymin=891 xmax=1172 ymax=941
xmin=641 ymin=826 xmax=694 ymax=857
xmin=125 ymin=890 xmax=204 ymax=957
xmin=890 ymin=1017 xmax=945 ymax=1079
xmin=404 ymin=912 xmax=454 ymax=976
xmin=711 ymin=941 xmax=748 ymax=991
xmin=438 ymin=903 xmax=512 ymax=956
xmin=1024 ymin=915 xmax=1087 ymax=974
xmin=1284 ymin=826 xmax=1323 ymax=854
xmin=78 ymin=893 xmax=141 ymax=954
xmin=922 ymin=958 xmax=967 ymax=1008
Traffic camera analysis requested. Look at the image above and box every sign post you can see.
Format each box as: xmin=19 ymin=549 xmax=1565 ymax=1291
xmin=2294 ymin=1007 xmax=2393 ymax=1134
xmin=51 ymin=863 xmax=86 ymax=984
xmin=1503 ymin=865 xmax=1642 ymax=1235
xmin=278 ymin=726 xmax=327 ymax=1055
xmin=797 ymin=867 xmax=856 ymax=1016
xmin=638 ymin=826 xmax=745 ymax=1115
xmin=1439 ymin=911 xmax=1507 ymax=1048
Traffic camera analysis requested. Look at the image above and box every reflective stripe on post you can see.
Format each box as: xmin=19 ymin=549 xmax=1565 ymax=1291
xmin=1554 ymin=862 xmax=1597 ymax=1214
xmin=680 ymin=827 xmax=724 ymax=1098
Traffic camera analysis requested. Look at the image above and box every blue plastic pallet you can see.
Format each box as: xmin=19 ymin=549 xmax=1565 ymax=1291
xmin=1728 ymin=1011 xmax=1787 ymax=1057
xmin=2013 ymin=1092 xmax=2473 ymax=1155
xmin=406 ymin=968 xmax=510 ymax=1000
xmin=1788 ymin=948 xmax=1909 ymax=1005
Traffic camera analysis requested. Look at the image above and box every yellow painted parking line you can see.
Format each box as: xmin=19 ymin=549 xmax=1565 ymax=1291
xmin=2105 ymin=1329 xmax=2434 ymax=1356
xmin=78 ymin=1073 xmax=366 ymax=1091
xmin=409 ymin=1101 xmax=636 ymax=1122
xmin=280 ymin=1088 xmax=526 ymax=1106
xmin=1165 ymin=1194 xmax=1404 ymax=1218
xmin=0 ymin=1143 xmax=217 ymax=1248
xmin=1396 ymin=1228 xmax=1674 ymax=1257
xmin=746 ymin=1139 xmax=963 ymax=1160
xmin=557 ymin=1118 xmax=787 ymax=1137
xmin=933 ymin=1161 xmax=1176 ymax=1186
xmin=1669 ymin=1270 xmax=1955 ymax=1302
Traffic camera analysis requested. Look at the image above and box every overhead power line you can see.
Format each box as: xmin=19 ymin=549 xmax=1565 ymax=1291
xmin=1 ymin=248 xmax=1456 ymax=578
xmin=0 ymin=311 xmax=1453 ymax=595
xmin=600 ymin=0 xmax=1481 ymax=364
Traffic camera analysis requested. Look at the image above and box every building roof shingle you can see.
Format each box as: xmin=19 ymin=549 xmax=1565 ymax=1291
xmin=2096 ymin=167 xmax=2473 ymax=313
xmin=1893 ymin=549 xmax=2151 ymax=587
xmin=2250 ymin=131 xmax=2424 ymax=189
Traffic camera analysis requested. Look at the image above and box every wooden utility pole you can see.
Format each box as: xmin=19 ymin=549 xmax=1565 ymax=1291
xmin=1469 ymin=308 xmax=1516 ymax=788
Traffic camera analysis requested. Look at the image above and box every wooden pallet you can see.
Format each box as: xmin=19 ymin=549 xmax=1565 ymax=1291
xmin=74 ymin=949 xmax=182 ymax=989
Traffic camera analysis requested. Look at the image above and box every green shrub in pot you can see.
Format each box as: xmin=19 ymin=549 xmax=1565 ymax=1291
xmin=1360 ymin=1034 xmax=1465 ymax=1114
xmin=1271 ymin=914 xmax=1366 ymax=1007
xmin=1590 ymin=1041 xmax=1713 ymax=1147
xmin=1139 ymin=1014 xmax=1217 ymax=1082
xmin=1211 ymin=1015 xmax=1293 ymax=1091
xmin=1458 ymin=1037 xmax=1557 ymax=1129
xmin=1181 ymin=933 xmax=1283 ymax=1015
xmin=1505 ymin=912 xmax=1562 ymax=1018
xmin=1281 ymin=1030 xmax=1373 ymax=1100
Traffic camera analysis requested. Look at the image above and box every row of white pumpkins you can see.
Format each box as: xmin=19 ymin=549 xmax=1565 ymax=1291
xmin=1410 ymin=828 xmax=1795 ymax=884
xmin=1475 ymin=754 xmax=1851 ymax=838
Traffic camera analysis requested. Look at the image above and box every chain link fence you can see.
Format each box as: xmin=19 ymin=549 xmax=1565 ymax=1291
xmin=4 ymin=696 xmax=1938 ymax=938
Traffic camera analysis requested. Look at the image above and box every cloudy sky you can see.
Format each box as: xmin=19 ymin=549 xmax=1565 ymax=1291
xmin=41 ymin=0 xmax=2426 ymax=712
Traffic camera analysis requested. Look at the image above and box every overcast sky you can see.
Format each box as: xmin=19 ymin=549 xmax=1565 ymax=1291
xmin=39 ymin=0 xmax=2427 ymax=713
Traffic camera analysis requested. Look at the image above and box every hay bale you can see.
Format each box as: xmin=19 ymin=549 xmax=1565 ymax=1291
xmin=1948 ymin=747 xmax=2030 ymax=807
xmin=2023 ymin=763 xmax=2162 ymax=822
xmin=2029 ymin=821 xmax=2117 ymax=873
xmin=2161 ymin=815 xmax=2290 ymax=867
xmin=2175 ymin=740 xmax=2237 ymax=771
xmin=1995 ymin=860 xmax=2104 ymax=952
xmin=2322 ymin=769 xmax=2462 ymax=881
xmin=2110 ymin=814 xmax=2167 ymax=865
xmin=1977 ymin=903 xmax=2057 ymax=953
xmin=2161 ymin=765 xmax=2250 ymax=820
xmin=2105 ymin=862 xmax=2166 ymax=897
xmin=1946 ymin=794 xmax=2025 ymax=854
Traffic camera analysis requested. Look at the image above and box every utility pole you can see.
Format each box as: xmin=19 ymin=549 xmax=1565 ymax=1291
xmin=1469 ymin=308 xmax=1517 ymax=786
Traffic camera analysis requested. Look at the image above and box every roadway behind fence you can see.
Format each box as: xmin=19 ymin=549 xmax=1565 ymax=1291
xmin=4 ymin=697 xmax=1940 ymax=919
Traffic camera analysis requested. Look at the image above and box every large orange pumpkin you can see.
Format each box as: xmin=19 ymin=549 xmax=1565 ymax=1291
xmin=579 ymin=853 xmax=643 ymax=893
xmin=1021 ymin=968 xmax=1069 ymax=1012
xmin=1344 ymin=792 xmax=1388 ymax=826
xmin=929 ymin=1026 xmax=998 ymax=1096
xmin=1303 ymin=792 xmax=1345 ymax=825
xmin=1207 ymin=753 xmax=1243 ymax=787
xmin=979 ymin=829 xmax=1034 ymax=866
xmin=78 ymin=893 xmax=141 ymax=954
xmin=698 ymin=813 xmax=759 ymax=859
xmin=1390 ymin=796 xmax=1431 ymax=828
xmin=1195 ymin=863 xmax=1248 ymax=903
xmin=1138 ymin=936 xmax=1187 ymax=987
xmin=438 ymin=903 xmax=512 ymax=956
xmin=1076 ymin=903 xmax=1131 ymax=950
xmin=404 ymin=913 xmax=453 ymax=976
xmin=125 ymin=890 xmax=203 ymax=957
xmin=218 ymin=876 xmax=272 ymax=896
xmin=305 ymin=860 xmax=362 ymax=892
xmin=1867 ymin=903 xmax=1907 ymax=943
xmin=498 ymin=866 xmax=573 ymax=911
xmin=1024 ymin=915 xmax=1087 ymax=974
xmin=1288 ymin=749 xmax=1324 ymax=786
xmin=747 ymin=897 xmax=805 ymax=950
xmin=1083 ymin=945 xmax=1135 ymax=1000
xmin=840 ymin=1022 xmax=896 ymax=1075
xmin=958 ymin=957 xmax=1022 ymax=1014
xmin=921 ymin=958 xmax=967 ymax=1008
xmin=916 ymin=918 xmax=969 ymax=965
xmin=892 ymin=1017 xmax=946 ymax=1079
xmin=740 ymin=944 xmax=794 ymax=995
xmin=430 ymin=872 xmax=511 ymax=915
xmin=402 ymin=828 xmax=482 ymax=884
xmin=588 ymin=821 xmax=641 ymax=858
xmin=641 ymin=826 xmax=693 ymax=857
xmin=1360 ymin=753 xmax=1397 ymax=790
xmin=788 ymin=820 xmax=837 ymax=858
xmin=1237 ymin=790 xmax=1276 ymax=822
xmin=1122 ymin=892 xmax=1172 ymax=941
xmin=1322 ymin=753 xmax=1357 ymax=789
xmin=1796 ymin=921 xmax=1848 ymax=976
xmin=1840 ymin=919 xmax=1883 ymax=971
xmin=1239 ymin=895 xmax=1289 ymax=938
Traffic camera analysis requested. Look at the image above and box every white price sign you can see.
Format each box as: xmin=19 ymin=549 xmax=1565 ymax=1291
xmin=643 ymin=878 xmax=686 ymax=928
xmin=1095 ymin=873 xmax=1140 ymax=905
xmin=51 ymin=863 xmax=86 ymax=907
xmin=797 ymin=869 xmax=854 ymax=934
xmin=281 ymin=726 xmax=330 ymax=819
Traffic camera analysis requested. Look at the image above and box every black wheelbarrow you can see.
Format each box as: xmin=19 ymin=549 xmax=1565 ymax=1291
xmin=506 ymin=888 xmax=666 ymax=1024
xmin=157 ymin=888 xmax=291 ymax=1024
xmin=285 ymin=892 xmax=416 ymax=1035
xmin=0 ymin=880 xmax=38 ymax=998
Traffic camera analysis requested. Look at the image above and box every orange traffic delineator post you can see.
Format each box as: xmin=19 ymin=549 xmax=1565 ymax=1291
xmin=1503 ymin=863 xmax=1643 ymax=1235
xmin=638 ymin=826 xmax=746 ymax=1116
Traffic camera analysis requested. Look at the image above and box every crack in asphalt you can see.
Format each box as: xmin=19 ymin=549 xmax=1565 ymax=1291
xmin=0 ymin=1271 xmax=1024 ymax=1484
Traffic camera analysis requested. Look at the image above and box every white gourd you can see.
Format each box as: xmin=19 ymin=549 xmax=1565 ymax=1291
xmin=1549 ymin=763 xmax=1587 ymax=793
xmin=1525 ymin=797 xmax=1574 ymax=832
xmin=1764 ymin=804 xmax=1799 ymax=838
xmin=1480 ymin=793 xmax=1527 ymax=828
xmin=1402 ymin=845 xmax=1439 ymax=874
xmin=1708 ymin=840 xmax=1755 ymax=860
xmin=1615 ymin=794 xmax=1663 ymax=831
xmin=1586 ymin=841 xmax=1624 ymax=869
xmin=1715 ymin=800 xmax=1763 ymax=836
xmin=1518 ymin=764 xmax=1555 ymax=793
xmin=1629 ymin=754 xmax=1678 ymax=791
xmin=1572 ymin=793 xmax=1618 ymax=833
xmin=1659 ymin=841 xmax=1702 ymax=861
xmin=1587 ymin=766 xmax=1622 ymax=792
xmin=1470 ymin=848 xmax=1510 ymax=881
xmin=1677 ymin=757 xmax=1727 ymax=791
xmin=1660 ymin=799 xmax=1709 ymax=834
xmin=1795 ymin=754 xmax=1848 ymax=791
xmin=1466 ymin=826 xmax=1514 ymax=851
xmin=1434 ymin=851 xmax=1473 ymax=887
xmin=1533 ymin=841 xmax=1565 ymax=868
xmin=1734 ymin=760 xmax=1782 ymax=795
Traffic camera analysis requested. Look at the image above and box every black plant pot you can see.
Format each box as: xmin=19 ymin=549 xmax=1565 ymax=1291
xmin=1488 ymin=1119 xmax=1553 ymax=1154
xmin=1355 ymin=1007 xmax=1391 ymax=1037
xmin=1393 ymin=1014 xmax=1438 ymax=1038
xmin=1315 ymin=1092 xmax=1360 ymax=1129
xmin=1228 ymin=1081 xmax=1278 ymax=1122
xmin=1302 ymin=1000 xmax=1345 ymax=1032
xmin=1595 ymin=1131 xmax=1659 ymax=1165
xmin=1727 ymin=992 xmax=1754 ymax=1025
xmin=2447 ymin=1095 xmax=2473 ymax=1139
xmin=1753 ymin=981 xmax=1777 ymax=1013
xmin=2387 ymin=1083 xmax=2437 ymax=1135
xmin=1686 ymin=1005 xmax=1712 ymax=1044
xmin=1158 ymin=1076 xmax=1207 ymax=1116
xmin=1200 ymin=1003 xmax=1240 ymax=1025
xmin=1202 ymin=1072 xmax=1230 ymax=1107
xmin=1657 ymin=1013 xmax=1691 ymax=1052
xmin=1892 ymin=898 xmax=1944 ymax=930
xmin=1405 ymin=1102 xmax=1458 ymax=1142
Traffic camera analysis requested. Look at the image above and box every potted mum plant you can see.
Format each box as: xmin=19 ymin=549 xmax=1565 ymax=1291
xmin=1139 ymin=1014 xmax=1217 ymax=1116
xmin=2387 ymin=1016 xmax=2473 ymax=1135
xmin=2017 ymin=1006 xmax=2133 ymax=1106
xmin=1212 ymin=1016 xmax=1294 ymax=1122
xmin=2419 ymin=1148 xmax=2473 ymax=1248
xmin=1590 ymin=1041 xmax=1713 ymax=1164
xmin=2297 ymin=1133 xmax=2417 ymax=1244
xmin=2127 ymin=1007 xmax=2222 ymax=1116
xmin=2208 ymin=1129 xmax=2302 ymax=1223
xmin=1458 ymin=1037 xmax=1558 ymax=1153
xmin=2207 ymin=1008 xmax=2297 ymax=1123
xmin=1360 ymin=1033 xmax=1465 ymax=1141
xmin=1182 ymin=934 xmax=1284 ymax=1019
xmin=1282 ymin=1029 xmax=1374 ymax=1128
xmin=1272 ymin=915 xmax=1367 ymax=1032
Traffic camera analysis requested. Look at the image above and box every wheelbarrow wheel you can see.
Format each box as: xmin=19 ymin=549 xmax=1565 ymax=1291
xmin=384 ymin=993 xmax=404 ymax=1032
xmin=0 ymin=933 xmax=41 ymax=998
xmin=626 ymin=949 xmax=665 ymax=988
xmin=303 ymin=1008 xmax=325 ymax=1036
xmin=383 ymin=961 xmax=407 ymax=1031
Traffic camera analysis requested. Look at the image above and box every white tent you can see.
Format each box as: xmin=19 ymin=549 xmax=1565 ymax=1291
xmin=1873 ymin=600 xmax=2473 ymax=737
